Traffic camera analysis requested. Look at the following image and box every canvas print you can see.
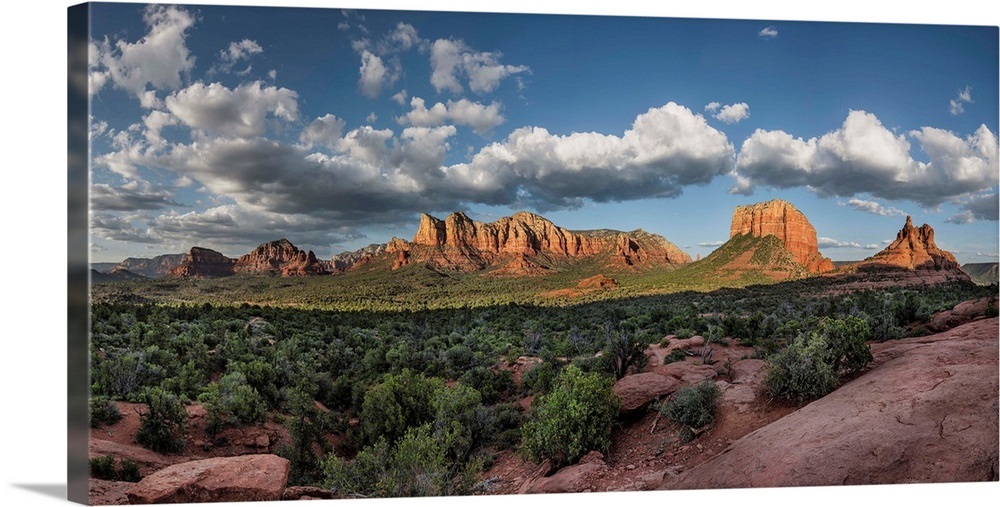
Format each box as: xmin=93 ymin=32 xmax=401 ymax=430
xmin=74 ymin=2 xmax=999 ymax=504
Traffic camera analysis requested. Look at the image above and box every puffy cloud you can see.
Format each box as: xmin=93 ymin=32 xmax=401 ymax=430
xmin=430 ymin=38 xmax=529 ymax=94
xmin=444 ymin=102 xmax=734 ymax=209
xmin=149 ymin=204 xmax=363 ymax=254
xmin=366 ymin=112 xmax=378 ymax=123
xmin=947 ymin=192 xmax=998 ymax=223
xmin=733 ymin=110 xmax=999 ymax=206
xmin=863 ymin=244 xmax=881 ymax=250
xmin=299 ymin=114 xmax=347 ymax=151
xmin=137 ymin=101 xmax=732 ymax=227
xmin=704 ymin=102 xmax=720 ymax=112
xmin=759 ymin=26 xmax=779 ymax=38
xmin=91 ymin=181 xmax=182 ymax=211
xmin=357 ymin=50 xmax=400 ymax=98
xmin=817 ymin=237 xmax=862 ymax=249
xmin=385 ymin=23 xmax=423 ymax=52
xmin=90 ymin=212 xmax=157 ymax=243
xmin=949 ymin=85 xmax=973 ymax=115
xmin=712 ymin=102 xmax=749 ymax=124
xmin=391 ymin=89 xmax=408 ymax=105
xmin=840 ymin=197 xmax=907 ymax=217
xmin=211 ymin=39 xmax=264 ymax=75
xmin=141 ymin=111 xmax=178 ymax=145
xmin=398 ymin=97 xmax=505 ymax=135
xmin=91 ymin=5 xmax=196 ymax=97
xmin=165 ymin=81 xmax=299 ymax=138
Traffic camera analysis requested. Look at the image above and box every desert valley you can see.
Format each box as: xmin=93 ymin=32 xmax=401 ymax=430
xmin=86 ymin=198 xmax=999 ymax=503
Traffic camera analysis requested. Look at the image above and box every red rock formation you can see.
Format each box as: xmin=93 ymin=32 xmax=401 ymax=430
xmin=405 ymin=211 xmax=690 ymax=274
xmin=127 ymin=454 xmax=290 ymax=504
xmin=857 ymin=216 xmax=961 ymax=271
xmin=663 ymin=318 xmax=999 ymax=489
xmin=167 ymin=247 xmax=236 ymax=278
xmin=331 ymin=243 xmax=387 ymax=272
xmin=234 ymin=239 xmax=325 ymax=276
xmin=729 ymin=199 xmax=834 ymax=273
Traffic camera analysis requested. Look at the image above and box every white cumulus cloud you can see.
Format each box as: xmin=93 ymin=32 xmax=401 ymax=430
xmin=430 ymin=38 xmax=529 ymax=95
xmin=713 ymin=102 xmax=750 ymax=124
xmin=733 ymin=110 xmax=998 ymax=206
xmin=950 ymin=85 xmax=973 ymax=115
xmin=398 ymin=97 xmax=505 ymax=135
xmin=759 ymin=26 xmax=778 ymax=38
xmin=90 ymin=5 xmax=196 ymax=98
xmin=165 ymin=81 xmax=299 ymax=138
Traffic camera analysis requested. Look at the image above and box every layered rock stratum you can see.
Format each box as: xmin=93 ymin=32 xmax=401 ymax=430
xmin=395 ymin=211 xmax=690 ymax=274
xmin=729 ymin=199 xmax=834 ymax=273
xmin=167 ymin=247 xmax=236 ymax=278
xmin=112 ymin=254 xmax=186 ymax=278
xmin=234 ymin=239 xmax=325 ymax=276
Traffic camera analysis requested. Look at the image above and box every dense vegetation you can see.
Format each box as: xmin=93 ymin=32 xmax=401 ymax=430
xmin=88 ymin=272 xmax=994 ymax=492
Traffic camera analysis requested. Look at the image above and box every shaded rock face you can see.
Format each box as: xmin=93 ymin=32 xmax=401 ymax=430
xmin=331 ymin=243 xmax=387 ymax=272
xmin=663 ymin=318 xmax=999 ymax=489
xmin=167 ymin=247 xmax=236 ymax=278
xmin=858 ymin=216 xmax=961 ymax=271
xmin=235 ymin=239 xmax=325 ymax=276
xmin=113 ymin=254 xmax=186 ymax=278
xmin=729 ymin=199 xmax=833 ymax=273
xmin=612 ymin=372 xmax=680 ymax=414
xmin=127 ymin=454 xmax=290 ymax=504
xmin=521 ymin=451 xmax=609 ymax=494
xmin=403 ymin=211 xmax=690 ymax=274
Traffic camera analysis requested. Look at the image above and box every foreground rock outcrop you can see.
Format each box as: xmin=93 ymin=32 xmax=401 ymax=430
xmin=127 ymin=454 xmax=291 ymax=504
xmin=729 ymin=199 xmax=834 ymax=273
xmin=856 ymin=216 xmax=962 ymax=271
xmin=662 ymin=317 xmax=999 ymax=489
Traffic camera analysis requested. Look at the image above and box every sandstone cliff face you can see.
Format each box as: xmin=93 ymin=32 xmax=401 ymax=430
xmin=729 ymin=199 xmax=834 ymax=273
xmin=403 ymin=211 xmax=690 ymax=274
xmin=331 ymin=243 xmax=387 ymax=272
xmin=857 ymin=216 xmax=961 ymax=271
xmin=167 ymin=247 xmax=236 ymax=278
xmin=234 ymin=239 xmax=325 ymax=276
xmin=113 ymin=253 xmax=186 ymax=278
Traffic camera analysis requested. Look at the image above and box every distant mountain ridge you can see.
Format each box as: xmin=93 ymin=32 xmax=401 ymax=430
xmin=961 ymin=263 xmax=999 ymax=285
xmin=110 ymin=253 xmax=186 ymax=278
xmin=96 ymin=205 xmax=968 ymax=287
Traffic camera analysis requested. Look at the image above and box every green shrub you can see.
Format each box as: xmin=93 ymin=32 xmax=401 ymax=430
xmin=431 ymin=383 xmax=482 ymax=462
xmin=91 ymin=456 xmax=142 ymax=482
xmin=602 ymin=327 xmax=649 ymax=380
xmin=520 ymin=365 xmax=620 ymax=466
xmin=198 ymin=372 xmax=267 ymax=437
xmin=766 ymin=317 xmax=874 ymax=404
xmin=89 ymin=455 xmax=117 ymax=480
xmin=136 ymin=387 xmax=187 ymax=454
xmin=766 ymin=335 xmax=838 ymax=403
xmin=279 ymin=387 xmax=334 ymax=486
xmin=322 ymin=425 xmax=484 ymax=498
xmin=89 ymin=396 xmax=122 ymax=428
xmin=662 ymin=349 xmax=688 ymax=365
xmin=359 ymin=369 xmax=444 ymax=448
xmin=659 ymin=381 xmax=720 ymax=442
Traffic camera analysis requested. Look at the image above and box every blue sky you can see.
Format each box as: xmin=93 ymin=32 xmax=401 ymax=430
xmin=86 ymin=2 xmax=999 ymax=263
